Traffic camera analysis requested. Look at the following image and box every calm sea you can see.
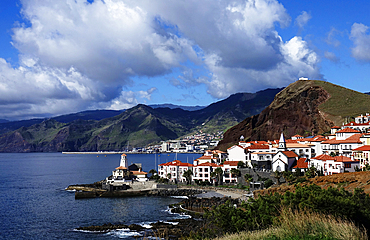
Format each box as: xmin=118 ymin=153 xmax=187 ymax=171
xmin=0 ymin=152 xmax=201 ymax=239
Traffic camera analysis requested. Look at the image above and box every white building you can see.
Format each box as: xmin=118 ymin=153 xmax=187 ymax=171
xmin=311 ymin=154 xmax=360 ymax=175
xmin=193 ymin=162 xmax=219 ymax=183
xmin=158 ymin=160 xmax=193 ymax=183
xmin=353 ymin=145 xmax=370 ymax=169
xmin=221 ymin=161 xmax=239 ymax=183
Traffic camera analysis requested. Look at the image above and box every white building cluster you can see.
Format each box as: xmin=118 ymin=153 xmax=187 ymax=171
xmin=157 ymin=114 xmax=370 ymax=184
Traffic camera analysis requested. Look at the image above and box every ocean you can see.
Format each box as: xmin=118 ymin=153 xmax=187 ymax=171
xmin=0 ymin=152 xmax=201 ymax=239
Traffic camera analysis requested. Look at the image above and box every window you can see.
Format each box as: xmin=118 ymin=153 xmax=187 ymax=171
xmin=199 ymin=174 xmax=203 ymax=177
xmin=344 ymin=163 xmax=351 ymax=168
xmin=205 ymin=174 xmax=208 ymax=177
xmin=199 ymin=168 xmax=203 ymax=172
xmin=204 ymin=168 xmax=208 ymax=172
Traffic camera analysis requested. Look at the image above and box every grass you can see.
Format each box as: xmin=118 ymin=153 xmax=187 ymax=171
xmin=211 ymin=208 xmax=367 ymax=240
xmin=314 ymin=80 xmax=370 ymax=118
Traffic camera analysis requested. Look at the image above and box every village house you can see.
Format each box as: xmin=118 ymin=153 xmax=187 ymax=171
xmin=221 ymin=161 xmax=239 ymax=183
xmin=353 ymin=145 xmax=370 ymax=169
xmin=321 ymin=128 xmax=363 ymax=157
xmin=311 ymin=154 xmax=360 ymax=175
xmin=192 ymin=162 xmax=219 ymax=183
xmin=292 ymin=157 xmax=310 ymax=173
xmin=158 ymin=160 xmax=193 ymax=183
xmin=272 ymin=133 xmax=299 ymax=172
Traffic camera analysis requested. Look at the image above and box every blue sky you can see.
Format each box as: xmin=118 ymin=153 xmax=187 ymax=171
xmin=0 ymin=0 xmax=369 ymax=120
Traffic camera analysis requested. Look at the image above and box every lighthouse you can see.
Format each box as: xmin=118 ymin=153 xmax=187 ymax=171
xmin=120 ymin=154 xmax=128 ymax=168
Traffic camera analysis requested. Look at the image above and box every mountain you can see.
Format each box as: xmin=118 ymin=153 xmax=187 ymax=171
xmin=149 ymin=104 xmax=205 ymax=111
xmin=0 ymin=88 xmax=281 ymax=152
xmin=217 ymin=80 xmax=370 ymax=151
xmin=0 ymin=109 xmax=124 ymax=135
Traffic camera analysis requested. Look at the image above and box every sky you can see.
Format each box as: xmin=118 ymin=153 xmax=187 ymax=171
xmin=0 ymin=0 xmax=370 ymax=121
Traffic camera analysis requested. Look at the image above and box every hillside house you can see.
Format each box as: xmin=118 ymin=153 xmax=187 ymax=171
xmin=353 ymin=145 xmax=370 ymax=169
xmin=158 ymin=160 xmax=193 ymax=183
xmin=193 ymin=162 xmax=219 ymax=183
xmin=292 ymin=157 xmax=309 ymax=173
xmin=311 ymin=154 xmax=360 ymax=175
xmin=221 ymin=161 xmax=239 ymax=183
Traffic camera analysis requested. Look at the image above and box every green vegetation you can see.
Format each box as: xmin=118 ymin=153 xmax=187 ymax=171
xmin=191 ymin=184 xmax=370 ymax=239
xmin=314 ymin=80 xmax=370 ymax=118
xmin=212 ymin=208 xmax=367 ymax=240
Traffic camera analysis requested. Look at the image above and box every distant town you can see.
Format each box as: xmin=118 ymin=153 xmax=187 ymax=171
xmin=128 ymin=131 xmax=224 ymax=153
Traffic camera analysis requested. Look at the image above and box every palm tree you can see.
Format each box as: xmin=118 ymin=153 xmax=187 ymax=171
xmin=214 ymin=167 xmax=223 ymax=185
xmin=182 ymin=169 xmax=193 ymax=185
xmin=166 ymin=173 xmax=172 ymax=181
xmin=149 ymin=169 xmax=158 ymax=180
xmin=210 ymin=171 xmax=217 ymax=185
xmin=237 ymin=161 xmax=245 ymax=168
xmin=272 ymin=170 xmax=283 ymax=185
xmin=230 ymin=168 xmax=241 ymax=178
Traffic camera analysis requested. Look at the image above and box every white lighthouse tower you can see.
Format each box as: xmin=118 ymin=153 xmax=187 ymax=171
xmin=120 ymin=154 xmax=128 ymax=168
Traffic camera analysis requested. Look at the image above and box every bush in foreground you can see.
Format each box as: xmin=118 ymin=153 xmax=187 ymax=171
xmin=212 ymin=208 xmax=367 ymax=240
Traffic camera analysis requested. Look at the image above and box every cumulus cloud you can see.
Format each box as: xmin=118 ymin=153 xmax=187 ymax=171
xmin=295 ymin=11 xmax=311 ymax=29
xmin=0 ymin=0 xmax=323 ymax=119
xmin=350 ymin=23 xmax=370 ymax=61
xmin=324 ymin=51 xmax=340 ymax=63
xmin=326 ymin=27 xmax=341 ymax=47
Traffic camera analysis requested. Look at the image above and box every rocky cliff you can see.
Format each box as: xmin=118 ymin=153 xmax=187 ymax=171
xmin=217 ymin=80 xmax=370 ymax=151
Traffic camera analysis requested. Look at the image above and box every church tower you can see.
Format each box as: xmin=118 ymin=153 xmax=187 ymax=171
xmin=278 ymin=132 xmax=287 ymax=151
xmin=120 ymin=154 xmax=128 ymax=168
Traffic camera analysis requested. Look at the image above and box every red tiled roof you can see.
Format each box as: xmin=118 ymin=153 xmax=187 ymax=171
xmin=247 ymin=144 xmax=269 ymax=150
xmin=353 ymin=145 xmax=370 ymax=151
xmin=331 ymin=126 xmax=341 ymax=129
xmin=121 ymin=153 xmax=127 ymax=156
xmin=131 ymin=171 xmax=148 ymax=175
xmin=115 ymin=166 xmax=128 ymax=170
xmin=322 ymin=134 xmax=362 ymax=144
xmin=292 ymin=135 xmax=303 ymax=138
xmin=293 ymin=158 xmax=309 ymax=169
xmin=334 ymin=156 xmax=358 ymax=163
xmin=196 ymin=162 xmax=220 ymax=167
xmin=343 ymin=121 xmax=370 ymax=127
xmin=282 ymin=151 xmax=298 ymax=158
xmin=337 ymin=127 xmax=361 ymax=133
xmin=221 ymin=161 xmax=239 ymax=166
xmin=158 ymin=160 xmax=193 ymax=167
xmin=312 ymin=154 xmax=335 ymax=161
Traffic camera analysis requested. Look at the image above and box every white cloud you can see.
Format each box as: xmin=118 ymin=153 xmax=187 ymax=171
xmin=350 ymin=23 xmax=370 ymax=61
xmin=326 ymin=27 xmax=341 ymax=47
xmin=324 ymin=51 xmax=340 ymax=63
xmin=295 ymin=11 xmax=311 ymax=29
xmin=0 ymin=0 xmax=323 ymax=119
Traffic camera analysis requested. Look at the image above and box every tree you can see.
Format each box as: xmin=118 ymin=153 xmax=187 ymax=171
xmin=237 ymin=161 xmax=245 ymax=168
xmin=210 ymin=171 xmax=217 ymax=185
xmin=149 ymin=169 xmax=157 ymax=177
xmin=283 ymin=171 xmax=295 ymax=184
xmin=244 ymin=173 xmax=253 ymax=186
xmin=305 ymin=166 xmax=317 ymax=178
xmin=182 ymin=169 xmax=193 ymax=185
xmin=166 ymin=173 xmax=172 ymax=181
xmin=230 ymin=168 xmax=241 ymax=178
xmin=272 ymin=170 xmax=283 ymax=185
xmin=214 ymin=167 xmax=224 ymax=185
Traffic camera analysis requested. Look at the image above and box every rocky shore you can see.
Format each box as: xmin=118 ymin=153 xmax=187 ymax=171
xmin=75 ymin=196 xmax=234 ymax=239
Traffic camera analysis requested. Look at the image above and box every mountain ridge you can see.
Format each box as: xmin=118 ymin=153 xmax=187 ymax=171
xmin=0 ymin=88 xmax=281 ymax=152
